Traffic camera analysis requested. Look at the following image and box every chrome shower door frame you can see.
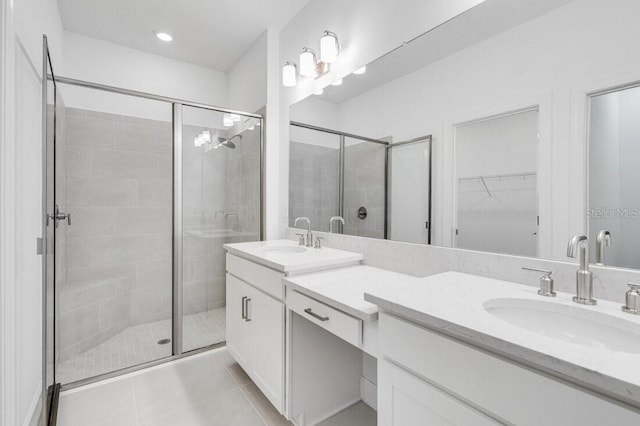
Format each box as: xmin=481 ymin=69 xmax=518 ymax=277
xmin=44 ymin=73 xmax=265 ymax=390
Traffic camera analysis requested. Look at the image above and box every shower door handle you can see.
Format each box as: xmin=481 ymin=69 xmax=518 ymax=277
xmin=48 ymin=205 xmax=71 ymax=227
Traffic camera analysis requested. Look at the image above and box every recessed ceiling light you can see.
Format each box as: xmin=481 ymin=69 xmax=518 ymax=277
xmin=155 ymin=31 xmax=173 ymax=42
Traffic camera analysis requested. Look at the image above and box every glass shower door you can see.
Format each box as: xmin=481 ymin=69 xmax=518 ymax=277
xmin=181 ymin=105 xmax=261 ymax=352
xmin=55 ymin=86 xmax=174 ymax=384
xmin=342 ymin=137 xmax=387 ymax=238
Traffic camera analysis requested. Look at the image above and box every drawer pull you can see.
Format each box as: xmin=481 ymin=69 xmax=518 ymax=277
xmin=241 ymin=296 xmax=247 ymax=319
xmin=304 ymin=308 xmax=329 ymax=322
xmin=245 ymin=298 xmax=252 ymax=322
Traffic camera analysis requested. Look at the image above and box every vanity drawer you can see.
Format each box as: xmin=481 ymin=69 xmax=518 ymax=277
xmin=288 ymin=290 xmax=362 ymax=347
xmin=226 ymin=253 xmax=284 ymax=301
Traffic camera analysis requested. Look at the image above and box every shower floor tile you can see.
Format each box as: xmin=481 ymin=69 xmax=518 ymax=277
xmin=57 ymin=307 xmax=226 ymax=384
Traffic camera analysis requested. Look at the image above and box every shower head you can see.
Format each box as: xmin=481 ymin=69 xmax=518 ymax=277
xmin=217 ymin=134 xmax=242 ymax=149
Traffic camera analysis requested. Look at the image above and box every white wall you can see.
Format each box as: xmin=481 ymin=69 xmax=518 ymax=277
xmin=60 ymin=32 xmax=228 ymax=119
xmin=227 ymin=31 xmax=267 ymax=113
xmin=295 ymin=0 xmax=640 ymax=261
xmin=1 ymin=0 xmax=64 ymax=425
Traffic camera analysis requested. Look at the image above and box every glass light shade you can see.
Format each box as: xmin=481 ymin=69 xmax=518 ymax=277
xmin=299 ymin=48 xmax=317 ymax=77
xmin=353 ymin=66 xmax=366 ymax=75
xmin=320 ymin=31 xmax=339 ymax=63
xmin=282 ymin=62 xmax=297 ymax=87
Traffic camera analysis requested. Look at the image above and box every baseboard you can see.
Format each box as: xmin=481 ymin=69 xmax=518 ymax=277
xmin=360 ymin=376 xmax=377 ymax=411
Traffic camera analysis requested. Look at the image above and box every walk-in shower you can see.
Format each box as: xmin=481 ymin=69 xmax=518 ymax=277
xmin=289 ymin=121 xmax=431 ymax=243
xmin=42 ymin=38 xmax=263 ymax=396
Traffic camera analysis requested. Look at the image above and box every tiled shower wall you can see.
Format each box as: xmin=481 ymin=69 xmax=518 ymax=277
xmin=61 ymin=108 xmax=173 ymax=361
xmin=182 ymin=124 xmax=261 ymax=316
xmin=343 ymin=142 xmax=386 ymax=238
xmin=289 ymin=142 xmax=340 ymax=232
xmin=289 ymin=140 xmax=385 ymax=236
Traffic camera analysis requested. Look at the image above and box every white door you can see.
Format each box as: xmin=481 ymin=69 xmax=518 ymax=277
xmin=379 ymin=360 xmax=499 ymax=426
xmin=225 ymin=274 xmax=251 ymax=370
xmin=249 ymin=287 xmax=285 ymax=413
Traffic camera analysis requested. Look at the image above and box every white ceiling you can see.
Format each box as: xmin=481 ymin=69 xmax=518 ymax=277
xmin=57 ymin=0 xmax=310 ymax=72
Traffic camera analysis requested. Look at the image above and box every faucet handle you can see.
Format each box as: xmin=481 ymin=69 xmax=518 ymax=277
xmin=522 ymin=267 xmax=556 ymax=297
xmin=622 ymin=283 xmax=640 ymax=315
xmin=314 ymin=236 xmax=324 ymax=249
xmin=295 ymin=233 xmax=306 ymax=246
xmin=627 ymin=282 xmax=640 ymax=291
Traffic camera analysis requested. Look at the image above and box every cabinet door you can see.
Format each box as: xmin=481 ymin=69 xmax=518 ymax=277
xmin=379 ymin=360 xmax=499 ymax=426
xmin=249 ymin=287 xmax=285 ymax=413
xmin=226 ymin=274 xmax=251 ymax=370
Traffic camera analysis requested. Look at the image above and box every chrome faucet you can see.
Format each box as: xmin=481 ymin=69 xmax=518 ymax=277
xmin=294 ymin=217 xmax=313 ymax=247
xmin=567 ymin=235 xmax=596 ymax=305
xmin=329 ymin=216 xmax=345 ymax=233
xmin=595 ymin=230 xmax=612 ymax=265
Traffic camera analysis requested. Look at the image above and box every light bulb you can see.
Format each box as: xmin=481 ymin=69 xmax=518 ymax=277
xmin=299 ymin=48 xmax=317 ymax=77
xmin=320 ymin=31 xmax=339 ymax=63
xmin=353 ymin=66 xmax=366 ymax=75
xmin=282 ymin=62 xmax=297 ymax=87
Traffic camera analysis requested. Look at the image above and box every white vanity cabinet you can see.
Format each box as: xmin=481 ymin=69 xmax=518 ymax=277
xmin=226 ymin=254 xmax=285 ymax=414
xmin=378 ymin=312 xmax=640 ymax=426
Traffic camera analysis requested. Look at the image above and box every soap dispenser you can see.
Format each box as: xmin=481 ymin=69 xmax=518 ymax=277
xmin=622 ymin=283 xmax=640 ymax=315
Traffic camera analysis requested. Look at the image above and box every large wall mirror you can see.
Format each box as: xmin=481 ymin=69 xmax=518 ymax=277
xmin=288 ymin=0 xmax=640 ymax=270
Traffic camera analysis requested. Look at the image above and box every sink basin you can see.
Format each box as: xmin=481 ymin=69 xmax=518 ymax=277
xmin=260 ymin=246 xmax=307 ymax=254
xmin=484 ymin=298 xmax=640 ymax=353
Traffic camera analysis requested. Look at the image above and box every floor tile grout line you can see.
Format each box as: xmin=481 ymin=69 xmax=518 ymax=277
xmin=236 ymin=381 xmax=269 ymax=426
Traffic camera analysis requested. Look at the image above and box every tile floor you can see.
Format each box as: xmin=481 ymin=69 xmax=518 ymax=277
xmin=57 ymin=348 xmax=377 ymax=426
xmin=57 ymin=308 xmax=226 ymax=384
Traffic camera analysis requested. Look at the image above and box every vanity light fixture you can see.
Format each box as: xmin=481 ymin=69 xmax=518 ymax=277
xmin=331 ymin=78 xmax=343 ymax=86
xmin=282 ymin=62 xmax=298 ymax=87
xmin=320 ymin=30 xmax=340 ymax=63
xmin=299 ymin=47 xmax=317 ymax=77
xmin=155 ymin=31 xmax=173 ymax=42
xmin=353 ymin=66 xmax=366 ymax=75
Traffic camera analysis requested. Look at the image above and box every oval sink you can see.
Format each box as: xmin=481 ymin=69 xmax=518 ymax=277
xmin=260 ymin=246 xmax=307 ymax=254
xmin=483 ymin=298 xmax=640 ymax=354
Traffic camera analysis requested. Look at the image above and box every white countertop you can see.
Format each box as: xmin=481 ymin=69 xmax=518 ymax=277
xmin=283 ymin=265 xmax=423 ymax=321
xmin=365 ymin=271 xmax=640 ymax=407
xmin=224 ymin=239 xmax=364 ymax=274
